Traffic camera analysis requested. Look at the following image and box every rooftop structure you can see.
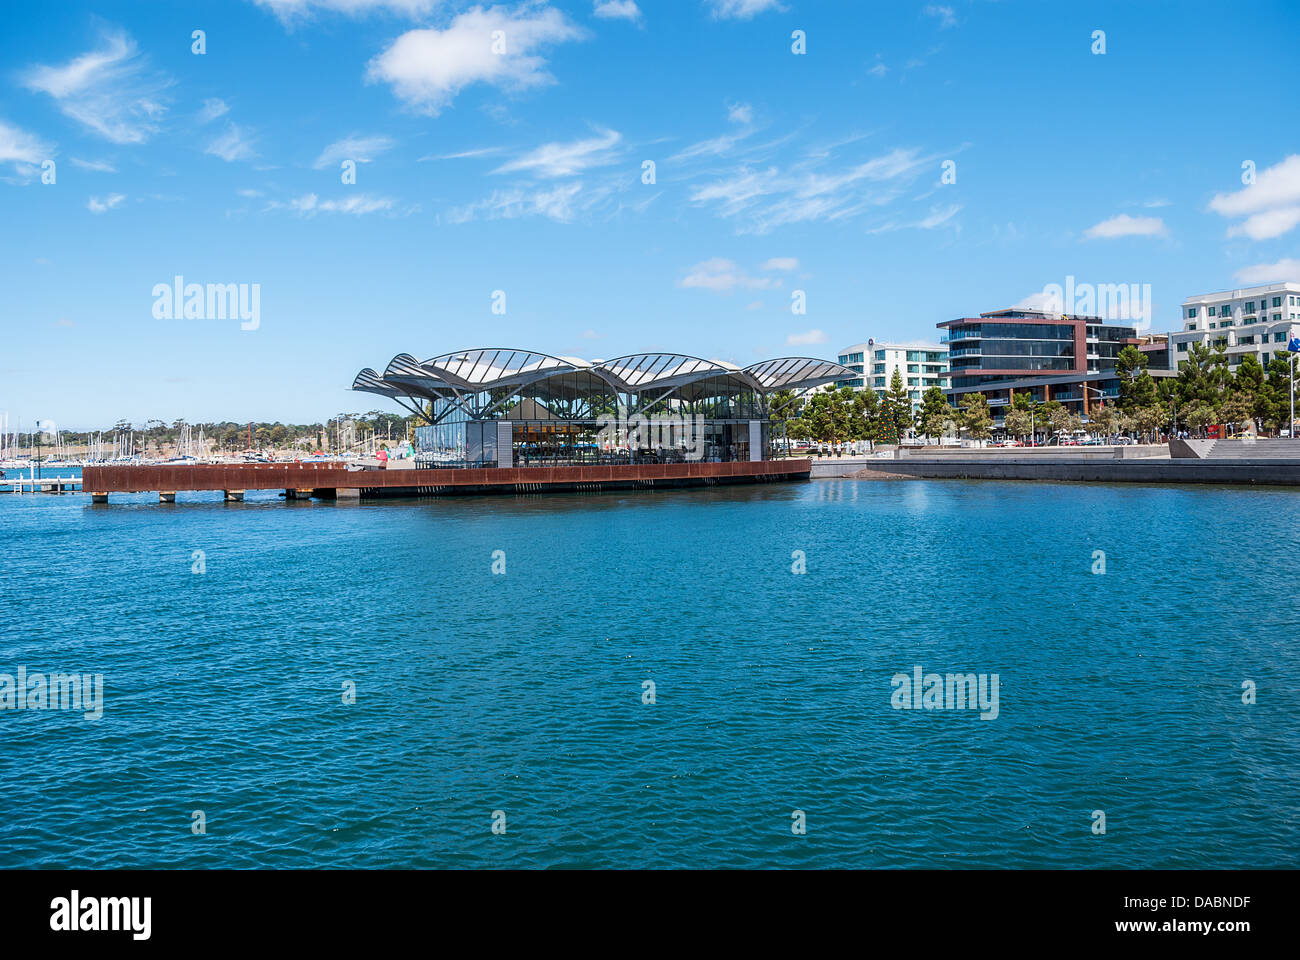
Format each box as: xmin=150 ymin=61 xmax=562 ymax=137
xmin=353 ymin=348 xmax=854 ymax=468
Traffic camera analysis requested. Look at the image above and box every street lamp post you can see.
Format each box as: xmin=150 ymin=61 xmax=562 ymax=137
xmin=1082 ymin=384 xmax=1108 ymax=441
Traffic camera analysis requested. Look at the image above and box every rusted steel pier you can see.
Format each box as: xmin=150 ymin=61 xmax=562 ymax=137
xmin=81 ymin=460 xmax=812 ymax=503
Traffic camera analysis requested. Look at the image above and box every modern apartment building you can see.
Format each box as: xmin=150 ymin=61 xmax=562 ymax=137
xmin=936 ymin=308 xmax=1171 ymax=426
xmin=1171 ymin=282 xmax=1300 ymax=371
xmin=834 ymin=340 xmax=948 ymax=410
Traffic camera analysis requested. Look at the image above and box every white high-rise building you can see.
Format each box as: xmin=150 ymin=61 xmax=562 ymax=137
xmin=834 ymin=340 xmax=949 ymax=410
xmin=1172 ymin=282 xmax=1300 ymax=371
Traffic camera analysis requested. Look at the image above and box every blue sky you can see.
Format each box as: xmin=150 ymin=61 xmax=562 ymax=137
xmin=2 ymin=0 xmax=1299 ymax=428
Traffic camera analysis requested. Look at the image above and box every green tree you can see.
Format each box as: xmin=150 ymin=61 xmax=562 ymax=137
xmin=959 ymin=392 xmax=993 ymax=441
xmin=1177 ymin=342 xmax=1230 ymax=407
xmin=1089 ymin=405 xmax=1119 ymax=441
xmin=881 ymin=369 xmax=912 ymax=444
xmin=1115 ymin=345 xmax=1157 ymax=410
xmin=1183 ymin=400 xmax=1217 ymax=437
xmin=1003 ymin=408 xmax=1032 ymax=440
xmin=915 ymin=386 xmax=952 ymax=442
xmin=1220 ymin=394 xmax=1254 ymax=435
xmin=1260 ymin=350 xmax=1296 ymax=433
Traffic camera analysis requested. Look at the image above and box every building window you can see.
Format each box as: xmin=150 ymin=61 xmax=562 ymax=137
xmin=1274 ymin=297 xmax=1283 ymax=308
xmin=1274 ymin=314 xmax=1282 ymax=322
xmin=1187 ymin=308 xmax=1197 ymax=318
xmin=1246 ymin=302 xmax=1256 ymax=313
xmin=1274 ymin=332 xmax=1286 ymax=342
xmin=1177 ymin=342 xmax=1188 ymax=352
xmin=1207 ymin=306 xmax=1216 ymax=316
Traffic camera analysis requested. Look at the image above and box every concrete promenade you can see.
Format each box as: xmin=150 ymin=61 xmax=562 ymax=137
xmin=808 ymin=445 xmax=1300 ymax=485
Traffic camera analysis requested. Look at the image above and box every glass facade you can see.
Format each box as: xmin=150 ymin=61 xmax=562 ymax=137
xmin=413 ymin=372 xmax=770 ymax=467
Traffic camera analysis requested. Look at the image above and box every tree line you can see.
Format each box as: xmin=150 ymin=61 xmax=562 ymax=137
xmin=775 ymin=344 xmax=1298 ymax=445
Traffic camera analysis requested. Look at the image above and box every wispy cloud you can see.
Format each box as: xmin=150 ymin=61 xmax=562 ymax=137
xmin=492 ymin=128 xmax=621 ymax=178
xmin=313 ymin=134 xmax=395 ymax=169
xmin=923 ymin=4 xmax=957 ymax=29
xmin=418 ymin=146 xmax=505 ymax=162
xmin=70 ymin=157 xmax=115 ymax=173
xmin=254 ymin=0 xmax=435 ymax=22
xmin=786 ymin=329 xmax=827 ymax=345
xmin=367 ymin=5 xmax=586 ymax=116
xmin=277 ymin=192 xmax=397 ymax=216
xmin=679 ymin=257 xmax=779 ymax=293
xmin=205 ymin=123 xmax=258 ymax=163
xmin=1210 ymin=156 xmax=1300 ymax=240
xmin=688 ymin=146 xmax=938 ymax=234
xmin=593 ymin=1 xmax=641 ymax=21
xmin=1083 ymin=213 xmax=1167 ymax=239
xmin=87 ymin=193 xmax=126 ymax=213
xmin=21 ymin=29 xmax=169 ymax=144
xmin=706 ymin=0 xmax=787 ymax=20
xmin=198 ymin=98 xmax=229 ymax=123
xmin=0 ymin=119 xmax=53 ymax=173
xmin=1234 ymin=258 xmax=1300 ymax=285
xmin=449 ymin=182 xmax=595 ymax=223
xmin=762 ymin=257 xmax=798 ymax=271
xmin=727 ymin=101 xmax=753 ymax=125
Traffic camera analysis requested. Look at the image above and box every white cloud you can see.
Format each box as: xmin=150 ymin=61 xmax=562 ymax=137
xmin=762 ymin=257 xmax=798 ymax=271
xmin=419 ymin=146 xmax=505 ymax=162
xmin=706 ymin=0 xmax=786 ymax=20
xmin=867 ymin=62 xmax=888 ymax=77
xmin=366 ymin=5 xmax=586 ymax=116
xmin=0 ymin=119 xmax=53 ymax=169
xmin=923 ymin=4 xmax=957 ymax=28
xmin=254 ymin=0 xmax=435 ymax=21
xmin=679 ymin=258 xmax=778 ymax=293
xmin=282 ymin=192 xmax=396 ymax=215
xmin=1210 ymin=156 xmax=1300 ymax=240
xmin=449 ymin=182 xmax=588 ymax=223
xmin=70 ymin=157 xmax=115 ymax=172
xmin=1210 ymin=156 xmax=1300 ymax=216
xmin=205 ymin=124 xmax=258 ymax=163
xmin=917 ymin=203 xmax=962 ymax=228
xmin=1083 ymin=213 xmax=1167 ymax=239
xmin=1227 ymin=206 xmax=1300 ymax=241
xmin=87 ymin=193 xmax=126 ymax=213
xmin=727 ymin=101 xmax=753 ymax=125
xmin=21 ymin=29 xmax=169 ymax=144
xmin=1234 ymin=258 xmax=1300 ymax=285
xmin=237 ymin=188 xmax=264 ymax=198
xmin=313 ymin=134 xmax=395 ymax=169
xmin=198 ymin=98 xmax=229 ymax=123
xmin=669 ymin=129 xmax=753 ymax=163
xmin=1014 ymin=290 xmax=1063 ymax=314
xmin=688 ymin=146 xmax=935 ymax=234
xmin=593 ymin=1 xmax=641 ymax=21
xmin=786 ymin=329 xmax=828 ymax=345
xmin=492 ymin=128 xmax=620 ymax=178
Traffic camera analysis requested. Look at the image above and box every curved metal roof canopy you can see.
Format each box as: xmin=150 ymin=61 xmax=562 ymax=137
xmin=352 ymin=348 xmax=856 ymax=412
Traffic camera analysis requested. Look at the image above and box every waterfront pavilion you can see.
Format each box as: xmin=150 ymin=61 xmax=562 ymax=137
xmin=352 ymin=348 xmax=855 ymax=468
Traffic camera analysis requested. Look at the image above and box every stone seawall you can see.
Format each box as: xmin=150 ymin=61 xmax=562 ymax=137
xmin=836 ymin=458 xmax=1300 ymax=486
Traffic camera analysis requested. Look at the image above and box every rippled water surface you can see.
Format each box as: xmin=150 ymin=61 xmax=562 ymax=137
xmin=2 ymin=479 xmax=1298 ymax=868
